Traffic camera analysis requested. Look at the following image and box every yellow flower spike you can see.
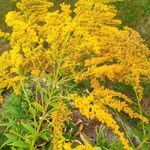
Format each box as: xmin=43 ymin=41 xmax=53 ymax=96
xmin=51 ymin=104 xmax=70 ymax=150
xmin=75 ymin=143 xmax=96 ymax=150
xmin=0 ymin=30 xmax=4 ymax=37
xmin=90 ymin=79 xmax=149 ymax=123
xmin=64 ymin=143 xmax=72 ymax=150
xmin=64 ymin=143 xmax=96 ymax=150
xmin=72 ymin=94 xmax=133 ymax=150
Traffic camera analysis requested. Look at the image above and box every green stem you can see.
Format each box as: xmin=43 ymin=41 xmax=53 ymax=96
xmin=134 ymin=87 xmax=146 ymax=136
xmin=30 ymin=32 xmax=71 ymax=149
xmin=115 ymin=111 xmax=135 ymax=148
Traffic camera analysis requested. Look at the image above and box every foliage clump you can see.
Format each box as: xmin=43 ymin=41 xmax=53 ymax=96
xmin=0 ymin=0 xmax=149 ymax=150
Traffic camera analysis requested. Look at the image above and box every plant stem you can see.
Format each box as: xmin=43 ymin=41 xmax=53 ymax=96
xmin=134 ymin=87 xmax=146 ymax=136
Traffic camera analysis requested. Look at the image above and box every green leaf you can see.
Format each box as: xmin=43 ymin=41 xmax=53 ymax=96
xmin=9 ymin=141 xmax=29 ymax=148
xmin=32 ymin=101 xmax=44 ymax=112
xmin=21 ymin=123 xmax=35 ymax=134
xmin=40 ymin=87 xmax=50 ymax=95
xmin=142 ymin=143 xmax=150 ymax=150
xmin=110 ymin=141 xmax=124 ymax=150
xmin=0 ymin=119 xmax=16 ymax=128
xmin=143 ymin=133 xmax=150 ymax=141
xmin=29 ymin=106 xmax=36 ymax=115
xmin=5 ymin=133 xmax=17 ymax=141
xmin=38 ymin=131 xmax=49 ymax=141
xmin=0 ymin=122 xmax=11 ymax=127
xmin=0 ymin=140 xmax=12 ymax=149
xmin=11 ymin=147 xmax=17 ymax=150
xmin=95 ymin=147 xmax=102 ymax=150
xmin=1 ymin=134 xmax=18 ymax=148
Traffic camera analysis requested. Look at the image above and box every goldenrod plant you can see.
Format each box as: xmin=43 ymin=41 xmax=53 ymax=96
xmin=0 ymin=0 xmax=149 ymax=150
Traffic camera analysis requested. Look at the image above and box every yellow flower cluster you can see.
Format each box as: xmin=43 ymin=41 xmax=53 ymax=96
xmin=0 ymin=49 xmax=27 ymax=94
xmin=0 ymin=30 xmax=4 ymax=37
xmin=91 ymin=79 xmax=149 ymax=123
xmin=72 ymin=79 xmax=149 ymax=149
xmin=72 ymin=93 xmax=133 ymax=150
xmin=0 ymin=0 xmax=149 ymax=149
xmin=51 ymin=104 xmax=70 ymax=150
xmin=64 ymin=143 xmax=95 ymax=150
xmin=0 ymin=0 xmax=56 ymax=92
xmin=74 ymin=144 xmax=95 ymax=150
xmin=75 ymin=26 xmax=150 ymax=100
xmin=16 ymin=0 xmax=53 ymax=23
